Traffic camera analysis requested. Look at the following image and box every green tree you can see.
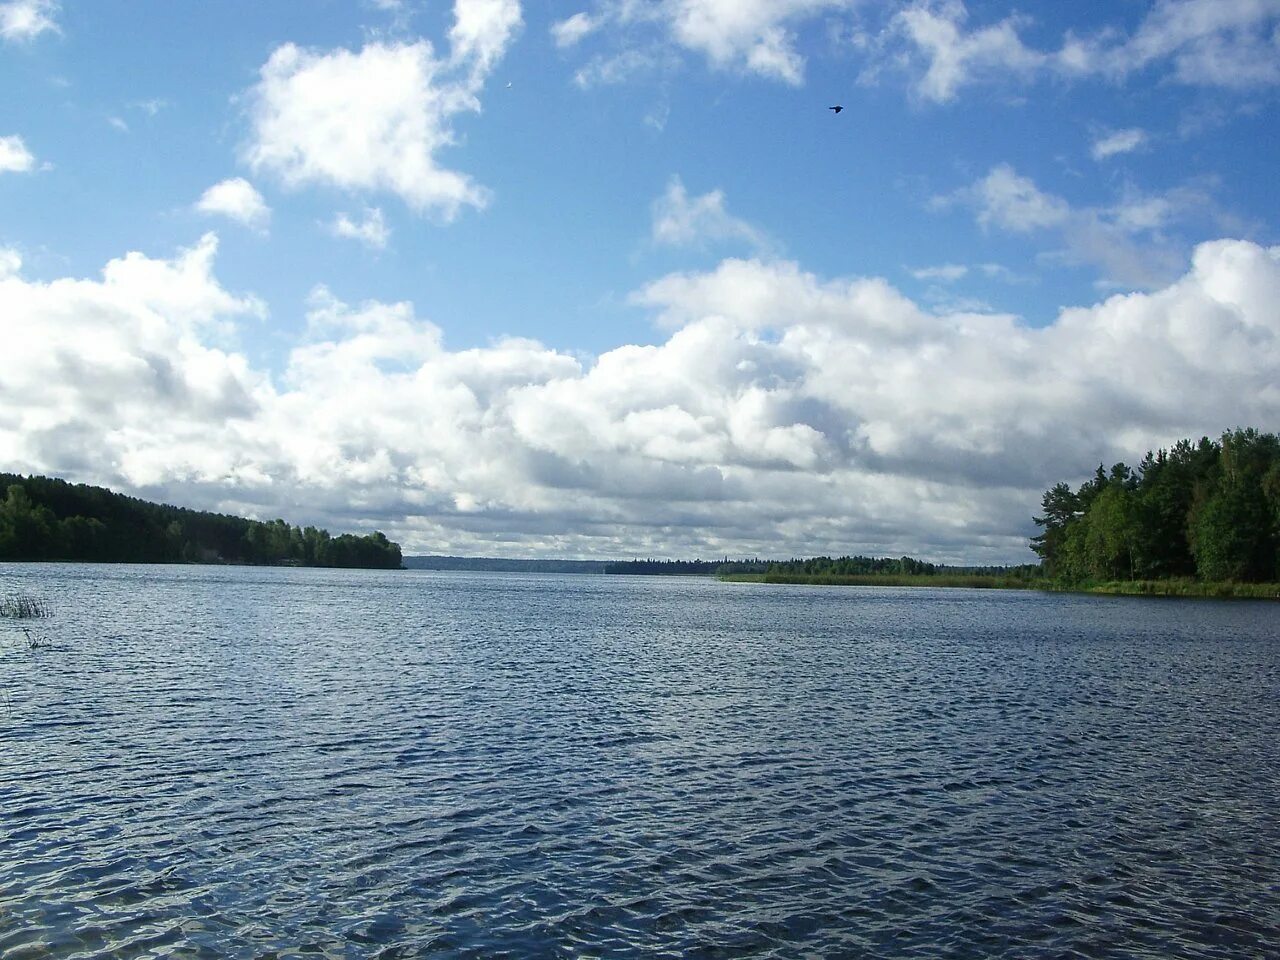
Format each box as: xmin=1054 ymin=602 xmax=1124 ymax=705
xmin=1082 ymin=484 xmax=1138 ymax=580
xmin=1192 ymin=481 xmax=1274 ymax=582
xmin=0 ymin=485 xmax=58 ymax=559
xmin=1031 ymin=482 xmax=1080 ymax=575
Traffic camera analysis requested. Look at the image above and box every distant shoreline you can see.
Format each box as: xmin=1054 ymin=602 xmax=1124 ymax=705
xmin=719 ymin=572 xmax=1280 ymax=599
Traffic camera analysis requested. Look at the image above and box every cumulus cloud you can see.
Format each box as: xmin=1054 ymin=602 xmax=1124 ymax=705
xmin=0 ymin=134 xmax=36 ymax=173
xmin=0 ymin=247 xmax=21 ymax=278
xmin=651 ymin=176 xmax=769 ymax=252
xmin=242 ymin=1 xmax=520 ymax=218
xmin=4 ymin=235 xmax=1277 ymax=562
xmin=1091 ymin=127 xmax=1148 ymax=160
xmin=559 ymin=0 xmax=856 ymax=85
xmin=328 ymin=207 xmax=391 ymax=249
xmin=195 ymin=178 xmax=271 ymax=231
xmin=449 ymin=0 xmax=522 ymax=77
xmin=0 ymin=0 xmax=58 ymax=42
xmin=0 ymin=234 xmax=268 ymax=488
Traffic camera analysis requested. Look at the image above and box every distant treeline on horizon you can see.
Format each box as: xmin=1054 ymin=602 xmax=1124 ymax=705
xmin=404 ymin=556 xmax=610 ymax=574
xmin=406 ymin=556 xmax=1034 ymax=578
xmin=0 ymin=474 xmax=403 ymax=569
xmin=598 ymin=557 xmax=1035 ymax=577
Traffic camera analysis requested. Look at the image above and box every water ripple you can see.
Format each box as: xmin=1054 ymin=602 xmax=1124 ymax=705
xmin=1 ymin=565 xmax=1278 ymax=957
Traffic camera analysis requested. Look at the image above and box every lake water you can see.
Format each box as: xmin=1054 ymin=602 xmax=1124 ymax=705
xmin=1 ymin=564 xmax=1277 ymax=958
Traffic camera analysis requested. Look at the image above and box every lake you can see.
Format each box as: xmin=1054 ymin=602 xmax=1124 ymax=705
xmin=1 ymin=564 xmax=1277 ymax=958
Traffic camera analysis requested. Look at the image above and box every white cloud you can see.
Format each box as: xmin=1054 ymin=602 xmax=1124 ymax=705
xmin=195 ymin=178 xmax=271 ymax=231
xmin=968 ymin=164 xmax=1070 ymax=233
xmin=131 ymin=98 xmax=168 ymax=117
xmin=449 ymin=0 xmax=522 ymax=77
xmin=667 ymin=0 xmax=855 ymax=84
xmin=5 ymin=235 xmax=1278 ymax=563
xmin=573 ymin=48 xmax=670 ymax=87
xmin=873 ymin=0 xmax=1280 ymax=104
xmin=0 ymin=234 xmax=269 ymax=489
xmin=243 ymin=42 xmax=485 ymax=218
xmin=552 ymin=12 xmax=599 ymax=48
xmin=243 ymin=2 xmax=519 ymax=219
xmin=559 ymin=0 xmax=856 ymax=85
xmin=0 ymin=0 xmax=58 ymax=42
xmin=939 ymin=164 xmax=1215 ymax=288
xmin=0 ymin=247 xmax=21 ymax=278
xmin=910 ymin=263 xmax=968 ymax=282
xmin=1100 ymin=0 xmax=1280 ymax=88
xmin=1091 ymin=127 xmax=1148 ymax=160
xmin=328 ymin=207 xmax=391 ymax=249
xmin=0 ymin=134 xmax=36 ymax=173
xmin=651 ymin=176 xmax=769 ymax=252
xmin=893 ymin=0 xmax=1044 ymax=102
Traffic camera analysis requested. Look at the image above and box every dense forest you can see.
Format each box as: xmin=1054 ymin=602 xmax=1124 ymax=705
xmin=1032 ymin=428 xmax=1280 ymax=584
xmin=0 ymin=474 xmax=403 ymax=569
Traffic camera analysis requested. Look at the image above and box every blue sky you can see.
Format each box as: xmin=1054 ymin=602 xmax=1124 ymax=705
xmin=2 ymin=0 xmax=1279 ymax=561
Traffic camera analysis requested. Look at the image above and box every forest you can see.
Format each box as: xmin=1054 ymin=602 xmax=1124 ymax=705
xmin=1032 ymin=428 xmax=1280 ymax=584
xmin=0 ymin=474 xmax=403 ymax=569
xmin=760 ymin=555 xmax=941 ymax=577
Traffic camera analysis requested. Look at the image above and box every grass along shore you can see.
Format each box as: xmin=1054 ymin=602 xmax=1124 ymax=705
xmin=718 ymin=572 xmax=1280 ymax=598
xmin=719 ymin=572 xmax=1038 ymax=589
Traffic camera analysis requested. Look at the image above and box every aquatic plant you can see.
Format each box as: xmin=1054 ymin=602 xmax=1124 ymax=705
xmin=0 ymin=594 xmax=52 ymax=619
xmin=20 ymin=627 xmax=53 ymax=650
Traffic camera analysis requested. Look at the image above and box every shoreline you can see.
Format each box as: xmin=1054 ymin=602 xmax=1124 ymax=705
xmin=718 ymin=572 xmax=1280 ymax=600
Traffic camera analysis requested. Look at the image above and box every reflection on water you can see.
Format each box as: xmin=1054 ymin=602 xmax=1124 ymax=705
xmin=1 ymin=564 xmax=1277 ymax=958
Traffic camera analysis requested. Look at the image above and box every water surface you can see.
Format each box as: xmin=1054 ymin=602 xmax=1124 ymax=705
xmin=1 ymin=564 xmax=1277 ymax=958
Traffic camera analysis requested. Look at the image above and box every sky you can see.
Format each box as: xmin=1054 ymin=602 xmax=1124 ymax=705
xmin=1 ymin=0 xmax=1278 ymax=563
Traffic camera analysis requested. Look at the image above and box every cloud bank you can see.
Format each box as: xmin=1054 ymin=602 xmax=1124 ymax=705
xmin=3 ymin=233 xmax=1277 ymax=562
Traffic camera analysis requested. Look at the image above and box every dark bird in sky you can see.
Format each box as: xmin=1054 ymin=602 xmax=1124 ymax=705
xmin=829 ymin=105 xmax=843 ymax=113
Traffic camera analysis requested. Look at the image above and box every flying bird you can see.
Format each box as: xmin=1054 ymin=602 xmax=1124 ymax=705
xmin=829 ymin=105 xmax=843 ymax=114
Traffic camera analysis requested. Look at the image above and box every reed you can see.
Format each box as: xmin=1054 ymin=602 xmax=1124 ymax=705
xmin=20 ymin=627 xmax=54 ymax=650
xmin=0 ymin=594 xmax=53 ymax=619
xmin=721 ymin=572 xmax=1042 ymax=589
xmin=1081 ymin=579 xmax=1280 ymax=599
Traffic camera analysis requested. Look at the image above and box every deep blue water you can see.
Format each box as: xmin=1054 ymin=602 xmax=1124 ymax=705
xmin=1 ymin=564 xmax=1278 ymax=958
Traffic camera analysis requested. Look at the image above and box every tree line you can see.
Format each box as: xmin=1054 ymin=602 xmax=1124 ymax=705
xmin=763 ymin=555 xmax=941 ymax=577
xmin=604 ymin=559 xmax=727 ymax=576
xmin=1032 ymin=428 xmax=1280 ymax=584
xmin=0 ymin=474 xmax=403 ymax=569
